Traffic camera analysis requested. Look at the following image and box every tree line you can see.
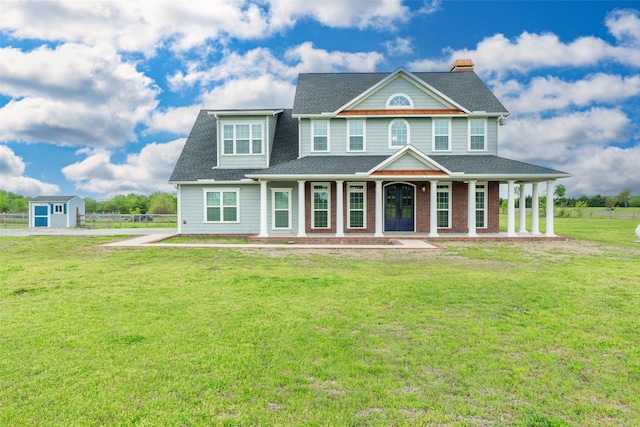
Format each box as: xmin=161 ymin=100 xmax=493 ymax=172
xmin=0 ymin=191 xmax=177 ymax=214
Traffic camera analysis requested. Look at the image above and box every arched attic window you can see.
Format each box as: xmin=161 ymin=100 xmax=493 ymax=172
xmin=387 ymin=93 xmax=413 ymax=108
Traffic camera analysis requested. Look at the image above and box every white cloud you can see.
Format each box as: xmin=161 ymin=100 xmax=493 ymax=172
xmin=383 ymin=37 xmax=414 ymax=56
xmin=200 ymin=76 xmax=296 ymax=110
xmin=147 ymin=105 xmax=204 ymax=136
xmin=1 ymin=0 xmax=409 ymax=55
xmin=606 ymin=8 xmax=640 ymax=45
xmin=496 ymin=73 xmax=640 ymax=114
xmin=267 ymin=0 xmax=408 ymax=30
xmin=409 ymin=9 xmax=640 ymax=75
xmin=0 ymin=43 xmax=159 ymax=148
xmin=0 ymin=145 xmax=60 ymax=196
xmin=500 ymin=108 xmax=632 ymax=163
xmin=562 ymin=145 xmax=640 ymax=197
xmin=169 ymin=43 xmax=385 ymax=93
xmin=61 ymin=139 xmax=186 ymax=196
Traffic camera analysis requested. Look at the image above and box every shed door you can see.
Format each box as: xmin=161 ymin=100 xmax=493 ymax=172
xmin=34 ymin=205 xmax=48 ymax=227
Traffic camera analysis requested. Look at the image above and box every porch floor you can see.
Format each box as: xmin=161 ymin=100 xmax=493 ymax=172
xmin=248 ymin=232 xmax=569 ymax=245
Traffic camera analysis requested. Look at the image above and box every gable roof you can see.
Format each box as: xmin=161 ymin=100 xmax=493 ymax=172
xmin=169 ymin=109 xmax=298 ymax=183
xmin=30 ymin=196 xmax=80 ymax=202
xmin=293 ymin=71 xmax=509 ymax=116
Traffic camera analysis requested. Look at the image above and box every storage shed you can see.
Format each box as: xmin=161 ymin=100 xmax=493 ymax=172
xmin=29 ymin=196 xmax=85 ymax=228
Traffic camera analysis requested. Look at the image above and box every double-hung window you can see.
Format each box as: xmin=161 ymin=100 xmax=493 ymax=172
xmin=475 ymin=184 xmax=487 ymax=228
xmin=272 ymin=189 xmax=292 ymax=229
xmin=347 ymin=183 xmax=366 ymax=228
xmin=469 ymin=119 xmax=486 ymax=151
xmin=312 ymin=183 xmax=330 ymax=228
xmin=312 ymin=121 xmax=329 ymax=152
xmin=436 ymin=184 xmax=451 ymax=228
xmin=348 ymin=120 xmax=365 ymax=152
xmin=222 ymin=123 xmax=263 ymax=155
xmin=389 ymin=119 xmax=409 ymax=148
xmin=204 ymin=189 xmax=239 ymax=223
xmin=433 ymin=119 xmax=450 ymax=151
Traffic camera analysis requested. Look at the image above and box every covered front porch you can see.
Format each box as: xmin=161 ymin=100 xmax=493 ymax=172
xmin=253 ymin=178 xmax=561 ymax=239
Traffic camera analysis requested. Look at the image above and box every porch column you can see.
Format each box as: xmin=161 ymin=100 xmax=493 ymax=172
xmin=297 ymin=180 xmax=306 ymax=237
xmin=546 ymin=180 xmax=556 ymax=237
xmin=374 ymin=180 xmax=384 ymax=237
xmin=518 ymin=183 xmax=527 ymax=233
xmin=258 ymin=180 xmax=268 ymax=237
xmin=335 ymin=180 xmax=345 ymax=237
xmin=507 ymin=180 xmax=516 ymax=237
xmin=531 ymin=182 xmax=540 ymax=235
xmin=467 ymin=180 xmax=477 ymax=237
xmin=429 ymin=180 xmax=439 ymax=237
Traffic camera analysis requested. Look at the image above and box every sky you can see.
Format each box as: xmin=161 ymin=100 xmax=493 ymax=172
xmin=1 ymin=0 xmax=639 ymax=200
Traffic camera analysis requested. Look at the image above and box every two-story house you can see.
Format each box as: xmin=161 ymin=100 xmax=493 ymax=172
xmin=169 ymin=60 xmax=569 ymax=239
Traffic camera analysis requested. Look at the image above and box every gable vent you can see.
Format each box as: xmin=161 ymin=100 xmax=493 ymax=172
xmin=449 ymin=59 xmax=474 ymax=72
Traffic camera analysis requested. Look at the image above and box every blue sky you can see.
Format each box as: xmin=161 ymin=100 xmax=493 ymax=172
xmin=1 ymin=0 xmax=639 ymax=200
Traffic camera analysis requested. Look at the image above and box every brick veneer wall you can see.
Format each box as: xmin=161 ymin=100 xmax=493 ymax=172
xmin=303 ymin=180 xmax=501 ymax=235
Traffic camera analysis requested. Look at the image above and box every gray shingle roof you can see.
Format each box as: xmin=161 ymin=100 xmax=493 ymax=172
xmin=169 ymin=109 xmax=298 ymax=182
xmin=30 ymin=196 xmax=79 ymax=202
xmin=292 ymin=71 xmax=509 ymax=115
xmin=248 ymin=155 xmax=568 ymax=178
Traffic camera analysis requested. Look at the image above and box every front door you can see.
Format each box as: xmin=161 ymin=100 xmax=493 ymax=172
xmin=384 ymin=184 xmax=414 ymax=231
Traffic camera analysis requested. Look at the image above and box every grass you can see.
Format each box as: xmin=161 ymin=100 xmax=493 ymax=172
xmin=1 ymin=217 xmax=639 ymax=425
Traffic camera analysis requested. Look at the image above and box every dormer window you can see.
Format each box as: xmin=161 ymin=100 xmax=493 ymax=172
xmin=222 ymin=123 xmax=263 ymax=155
xmin=387 ymin=93 xmax=413 ymax=108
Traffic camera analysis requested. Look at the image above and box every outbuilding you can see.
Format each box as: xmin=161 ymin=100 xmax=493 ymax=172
xmin=28 ymin=196 xmax=85 ymax=228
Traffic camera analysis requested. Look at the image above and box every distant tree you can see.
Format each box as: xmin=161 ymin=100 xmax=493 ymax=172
xmin=616 ymin=188 xmax=632 ymax=208
xmin=148 ymin=193 xmax=177 ymax=214
xmin=84 ymin=198 xmax=100 ymax=213
xmin=605 ymin=197 xmax=615 ymax=209
xmin=554 ymin=184 xmax=566 ymax=199
xmin=0 ymin=190 xmax=29 ymax=212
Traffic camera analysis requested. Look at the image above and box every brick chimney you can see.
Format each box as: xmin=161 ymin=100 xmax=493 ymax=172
xmin=449 ymin=59 xmax=474 ymax=72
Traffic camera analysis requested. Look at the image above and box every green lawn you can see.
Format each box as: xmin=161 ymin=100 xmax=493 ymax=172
xmin=1 ymin=217 xmax=639 ymax=426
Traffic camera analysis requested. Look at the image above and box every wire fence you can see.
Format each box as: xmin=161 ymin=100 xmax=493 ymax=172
xmin=1 ymin=213 xmax=178 ymax=229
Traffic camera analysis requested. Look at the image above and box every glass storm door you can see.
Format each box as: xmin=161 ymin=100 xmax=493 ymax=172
xmin=384 ymin=184 xmax=414 ymax=231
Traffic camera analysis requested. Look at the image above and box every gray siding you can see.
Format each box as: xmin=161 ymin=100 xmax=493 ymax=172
xmin=350 ymin=75 xmax=451 ymax=110
xmin=298 ymin=116 xmax=499 ymax=158
xmin=178 ymin=184 xmax=261 ymax=234
xmin=216 ymin=116 xmax=270 ymax=170
xmin=178 ymin=182 xmax=301 ymax=235
xmin=451 ymin=118 xmax=467 ymax=152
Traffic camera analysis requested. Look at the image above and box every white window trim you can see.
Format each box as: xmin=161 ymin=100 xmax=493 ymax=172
xmin=475 ymin=183 xmax=487 ymax=228
xmin=53 ymin=204 xmax=64 ymax=214
xmin=347 ymin=182 xmax=367 ymax=229
xmin=220 ymin=122 xmax=264 ymax=156
xmin=436 ymin=183 xmax=451 ymax=229
xmin=311 ymin=182 xmax=331 ymax=229
xmin=347 ymin=119 xmax=366 ymax=152
xmin=271 ymin=188 xmax=292 ymax=230
xmin=388 ymin=119 xmax=410 ymax=148
xmin=311 ymin=120 xmax=330 ymax=153
xmin=386 ymin=93 xmax=414 ymax=109
xmin=203 ymin=188 xmax=240 ymax=224
xmin=468 ymin=118 xmax=487 ymax=152
xmin=432 ymin=118 xmax=451 ymax=152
